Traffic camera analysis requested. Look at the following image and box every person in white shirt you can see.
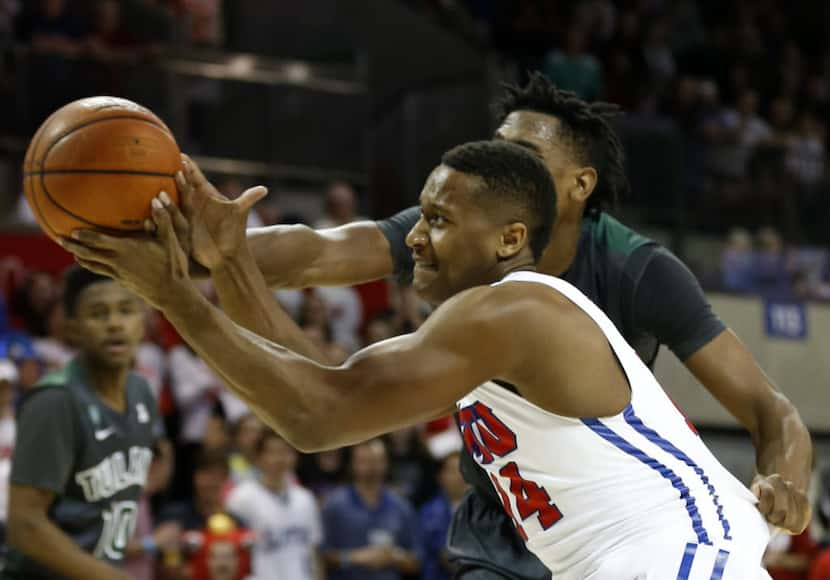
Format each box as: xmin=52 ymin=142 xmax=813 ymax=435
xmin=225 ymin=430 xmax=323 ymax=580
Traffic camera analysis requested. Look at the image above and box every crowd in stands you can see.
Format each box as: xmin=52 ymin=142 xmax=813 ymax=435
xmin=413 ymin=0 xmax=830 ymax=298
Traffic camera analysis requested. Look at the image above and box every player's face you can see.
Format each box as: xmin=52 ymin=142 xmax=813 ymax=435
xmin=406 ymin=166 xmax=506 ymax=304
xmin=70 ymin=281 xmax=145 ymax=370
xmin=495 ymin=111 xmax=580 ymax=223
xmin=258 ymin=436 xmax=297 ymax=480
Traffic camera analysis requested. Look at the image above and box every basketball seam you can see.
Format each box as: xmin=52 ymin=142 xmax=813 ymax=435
xmin=39 ymin=171 xmax=175 ymax=232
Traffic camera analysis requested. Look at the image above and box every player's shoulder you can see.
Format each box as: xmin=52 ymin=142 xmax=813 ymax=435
xmin=586 ymin=212 xmax=658 ymax=257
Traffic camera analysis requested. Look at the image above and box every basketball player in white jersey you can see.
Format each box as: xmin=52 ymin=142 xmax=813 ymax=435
xmin=64 ymin=140 xmax=774 ymax=579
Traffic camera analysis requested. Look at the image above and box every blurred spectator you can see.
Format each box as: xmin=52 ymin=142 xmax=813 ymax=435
xmin=14 ymin=0 xmax=85 ymax=55
xmin=134 ymin=310 xmax=167 ymax=399
xmin=0 ymin=0 xmax=19 ymax=48
xmin=180 ymin=0 xmax=222 ymax=46
xmin=226 ymin=431 xmax=323 ymax=580
xmin=542 ymin=27 xmax=603 ymax=102
xmin=228 ymin=413 xmax=265 ymax=484
xmin=31 ymin=300 xmax=73 ymax=372
xmin=183 ymin=513 xmax=253 ymax=580
xmin=297 ymin=448 xmax=347 ymax=500
xmin=709 ymin=89 xmax=771 ymax=180
xmin=385 ymin=426 xmax=437 ymax=507
xmin=159 ymin=449 xmax=231 ymax=531
xmin=418 ymin=452 xmax=467 ymax=580
xmin=313 ymin=182 xmax=366 ymax=229
xmin=203 ymin=538 xmax=243 ymax=580
xmin=313 ymin=286 xmax=363 ymax=354
xmin=641 ymin=19 xmax=675 ymax=89
xmin=786 ymin=112 xmax=827 ymax=192
xmin=322 ymin=438 xmax=421 ymax=580
xmin=168 ymin=343 xmax=247 ymax=447
xmin=10 ymin=270 xmax=57 ymax=337
xmin=86 ymin=0 xmax=146 ymax=61
xmin=755 ymin=227 xmax=793 ymax=298
xmin=764 ymin=529 xmax=816 ymax=580
xmin=721 ymin=228 xmax=757 ymax=293
xmin=0 ymin=358 xmax=17 ymax=543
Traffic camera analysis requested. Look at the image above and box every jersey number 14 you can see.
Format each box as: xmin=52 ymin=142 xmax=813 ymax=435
xmin=458 ymin=402 xmax=563 ymax=539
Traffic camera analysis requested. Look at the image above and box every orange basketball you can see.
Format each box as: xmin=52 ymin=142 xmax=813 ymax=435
xmin=23 ymin=96 xmax=182 ymax=242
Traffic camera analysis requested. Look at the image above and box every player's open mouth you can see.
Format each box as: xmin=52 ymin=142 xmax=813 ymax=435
xmin=104 ymin=340 xmax=128 ymax=353
xmin=414 ymin=260 xmax=438 ymax=271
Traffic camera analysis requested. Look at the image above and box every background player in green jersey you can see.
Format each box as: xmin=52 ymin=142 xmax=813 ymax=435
xmin=3 ymin=267 xmax=168 ymax=580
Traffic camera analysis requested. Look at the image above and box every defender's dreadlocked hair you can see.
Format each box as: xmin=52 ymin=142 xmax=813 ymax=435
xmin=493 ymin=72 xmax=629 ymax=215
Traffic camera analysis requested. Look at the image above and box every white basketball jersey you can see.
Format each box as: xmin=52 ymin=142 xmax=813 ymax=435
xmin=456 ymin=271 xmax=770 ymax=579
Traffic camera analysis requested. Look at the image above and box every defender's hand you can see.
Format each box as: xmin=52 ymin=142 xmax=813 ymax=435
xmin=173 ymin=154 xmax=267 ymax=270
xmin=751 ymin=473 xmax=811 ymax=534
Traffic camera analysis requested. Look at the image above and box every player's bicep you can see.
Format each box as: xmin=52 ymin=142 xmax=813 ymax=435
xmin=632 ymin=249 xmax=725 ymax=360
xmin=322 ymin=288 xmax=508 ymax=445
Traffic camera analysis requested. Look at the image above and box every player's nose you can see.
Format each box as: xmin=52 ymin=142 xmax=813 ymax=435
xmin=405 ymin=215 xmax=428 ymax=249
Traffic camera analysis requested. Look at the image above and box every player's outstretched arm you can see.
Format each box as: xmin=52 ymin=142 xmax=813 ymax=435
xmin=160 ymin=283 xmax=513 ymax=451
xmin=176 ymin=155 xmax=395 ymax=289
xmin=60 ymin=199 xmax=518 ymax=449
xmin=633 ymin=249 xmax=813 ymax=534
xmin=7 ymin=486 xmax=131 ymax=580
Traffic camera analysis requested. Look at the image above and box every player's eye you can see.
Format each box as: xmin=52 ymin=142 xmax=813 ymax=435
xmin=429 ymin=215 xmax=447 ymax=227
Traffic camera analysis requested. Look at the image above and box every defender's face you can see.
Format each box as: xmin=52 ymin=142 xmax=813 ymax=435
xmin=405 ymin=166 xmax=504 ymax=305
xmin=496 ymin=111 xmax=573 ymax=221
xmin=70 ymin=281 xmax=145 ymax=370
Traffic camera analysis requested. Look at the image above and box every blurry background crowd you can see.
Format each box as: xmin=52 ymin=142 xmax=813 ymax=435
xmin=0 ymin=0 xmax=830 ymax=578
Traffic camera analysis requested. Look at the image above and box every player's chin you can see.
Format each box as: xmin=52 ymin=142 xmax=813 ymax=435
xmin=92 ymin=346 xmax=138 ymax=369
xmin=412 ymin=272 xmax=444 ymax=304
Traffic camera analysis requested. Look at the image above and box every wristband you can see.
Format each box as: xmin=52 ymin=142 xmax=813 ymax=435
xmin=142 ymin=535 xmax=158 ymax=555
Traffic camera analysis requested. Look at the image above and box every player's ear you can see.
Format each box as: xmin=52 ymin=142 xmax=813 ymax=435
xmin=497 ymin=222 xmax=528 ymax=259
xmin=570 ymin=166 xmax=597 ymax=204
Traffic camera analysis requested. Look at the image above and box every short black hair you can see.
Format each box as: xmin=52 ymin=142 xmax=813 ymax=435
xmin=441 ymin=140 xmax=556 ymax=261
xmin=494 ymin=72 xmax=629 ymax=215
xmin=62 ymin=265 xmax=112 ymax=318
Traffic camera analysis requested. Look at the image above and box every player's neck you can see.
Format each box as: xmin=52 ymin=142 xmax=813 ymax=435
xmin=537 ymin=218 xmax=582 ymax=276
xmin=87 ymin=362 xmax=129 ymax=413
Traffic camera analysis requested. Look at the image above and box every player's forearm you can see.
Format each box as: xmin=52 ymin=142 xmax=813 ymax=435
xmin=753 ymin=392 xmax=812 ymax=492
xmin=246 ymin=221 xmax=394 ymax=288
xmin=8 ymin=514 xmax=128 ymax=580
xmin=211 ymin=246 xmax=332 ymax=363
xmin=161 ymin=287 xmax=340 ymax=450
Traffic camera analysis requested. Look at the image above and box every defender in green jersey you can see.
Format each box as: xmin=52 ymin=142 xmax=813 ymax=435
xmin=4 ymin=267 xmax=164 ymax=580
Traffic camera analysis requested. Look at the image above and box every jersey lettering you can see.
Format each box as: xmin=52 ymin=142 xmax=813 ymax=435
xmin=457 ymin=402 xmax=518 ymax=464
xmin=75 ymin=446 xmax=153 ymax=501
